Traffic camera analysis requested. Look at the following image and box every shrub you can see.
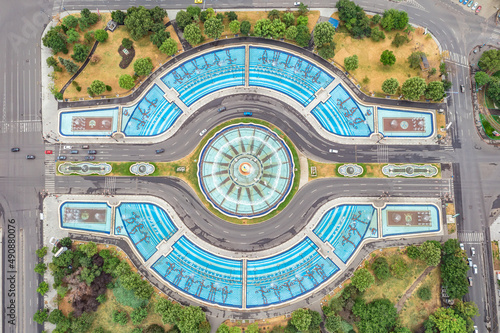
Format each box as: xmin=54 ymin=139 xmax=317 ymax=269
xmin=119 ymin=74 xmax=136 ymax=89
xmin=408 ymin=51 xmax=425 ymax=69
xmin=297 ymin=15 xmax=308 ymax=27
xmin=372 ymin=257 xmax=391 ymax=281
xmin=351 ymin=268 xmax=374 ymax=292
xmin=240 ymin=21 xmax=251 ymax=35
xmin=344 ymin=55 xmax=359 ymax=71
xmin=97 ymin=294 xmax=107 ymax=303
xmin=391 ymin=33 xmax=408 ymax=47
xmin=391 ymin=258 xmax=408 ymax=279
xmin=131 ymin=307 xmax=148 ymax=325
xmin=133 ymin=57 xmax=154 ymax=76
xmin=106 ymin=85 xmax=112 ymax=92
xmin=94 ymin=29 xmax=108 ymax=42
xmin=381 ymin=78 xmax=399 ymax=95
xmin=113 ymin=279 xmax=149 ymax=308
xmin=268 ymin=9 xmax=280 ymax=20
xmin=417 ymin=286 xmax=432 ymax=301
xmin=112 ymin=310 xmax=129 ymax=325
xmin=145 ymin=324 xmax=165 ymax=333
xmin=111 ymin=10 xmax=126 ymax=24
xmin=122 ymin=38 xmax=134 ymax=49
xmin=71 ymin=43 xmax=90 ymax=62
xmin=226 ymin=11 xmax=238 ymax=21
xmin=35 ymin=262 xmax=47 ymax=275
xmin=406 ymin=245 xmax=421 ymax=259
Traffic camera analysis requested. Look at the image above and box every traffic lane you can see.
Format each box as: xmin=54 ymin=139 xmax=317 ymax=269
xmin=55 ymin=175 xmax=452 ymax=251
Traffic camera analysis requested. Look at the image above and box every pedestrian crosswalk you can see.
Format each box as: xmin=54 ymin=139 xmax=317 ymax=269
xmin=458 ymin=232 xmax=484 ymax=243
xmin=377 ymin=145 xmax=389 ymax=163
xmin=442 ymin=144 xmax=454 ymax=152
xmin=0 ymin=121 xmax=42 ymax=134
xmin=443 ymin=51 xmax=468 ymax=66
xmin=405 ymin=0 xmax=426 ymax=11
xmin=45 ymin=157 xmax=56 ymax=194
xmin=491 ymin=28 xmax=500 ymax=41
xmin=104 ymin=176 xmax=117 ymax=195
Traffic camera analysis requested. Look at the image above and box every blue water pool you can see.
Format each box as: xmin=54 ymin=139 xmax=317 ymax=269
xmin=313 ymin=205 xmax=377 ymax=263
xmin=122 ymin=84 xmax=182 ymax=136
xmin=249 ymin=46 xmax=334 ymax=106
xmin=161 ymin=47 xmax=246 ymax=106
xmin=115 ymin=203 xmax=178 ymax=261
xmin=377 ymin=108 xmax=434 ymax=137
xmin=311 ymin=84 xmax=374 ymax=137
xmin=59 ymin=108 xmax=119 ymax=136
xmin=60 ymin=202 xmax=112 ymax=234
xmin=246 ymin=237 xmax=338 ymax=308
xmin=152 ymin=236 xmax=243 ymax=307
xmin=381 ymin=204 xmax=440 ymax=236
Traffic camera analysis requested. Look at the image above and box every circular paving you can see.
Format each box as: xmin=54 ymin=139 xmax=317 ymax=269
xmin=198 ymin=123 xmax=295 ymax=218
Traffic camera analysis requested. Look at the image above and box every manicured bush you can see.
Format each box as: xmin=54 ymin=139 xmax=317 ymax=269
xmin=417 ymin=286 xmax=432 ymax=301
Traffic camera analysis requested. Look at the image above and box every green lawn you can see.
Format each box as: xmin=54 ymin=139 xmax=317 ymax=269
xmin=480 ymin=114 xmax=500 ymax=140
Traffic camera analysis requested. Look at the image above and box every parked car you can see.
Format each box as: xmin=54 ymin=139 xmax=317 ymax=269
xmin=471 ymin=2 xmax=478 ymax=10
xmin=464 ymin=0 xmax=471 ymax=5
xmin=460 ymin=243 xmax=465 ymax=251
xmin=461 ymin=84 xmax=465 ymax=93
xmin=243 ymin=112 xmax=253 ymax=116
xmin=57 ymin=155 xmax=67 ymax=160
xmin=467 ymin=0 xmax=473 ymax=8
xmin=63 ymin=145 xmax=71 ymax=149
xmin=473 ymin=264 xmax=478 ymax=274
xmin=26 ymin=155 xmax=35 ymax=160
xmin=468 ymin=258 xmax=473 ymax=267
xmin=294 ymin=1 xmax=301 ymax=6
xmin=82 ymin=145 xmax=89 ymax=149
xmin=468 ymin=277 xmax=473 ymax=286
xmin=70 ymin=150 xmax=79 ymax=154
xmin=471 ymin=247 xmax=475 ymax=256
xmin=45 ymin=150 xmax=53 ymax=154
xmin=11 ymin=147 xmax=20 ymax=152
xmin=329 ymin=149 xmax=339 ymax=153
xmin=155 ymin=148 xmax=165 ymax=154
xmin=199 ymin=129 xmax=207 ymax=136
xmin=88 ymin=150 xmax=97 ymax=154
xmin=85 ymin=156 xmax=95 ymax=161
xmin=475 ymin=5 xmax=481 ymax=13
xmin=217 ymin=106 xmax=226 ymax=113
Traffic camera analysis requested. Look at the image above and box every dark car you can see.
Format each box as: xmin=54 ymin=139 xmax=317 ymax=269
xmin=70 ymin=150 xmax=79 ymax=154
xmin=26 ymin=155 xmax=35 ymax=160
xmin=85 ymin=156 xmax=95 ymax=161
xmin=217 ymin=106 xmax=226 ymax=113
xmin=57 ymin=156 xmax=67 ymax=160
xmin=11 ymin=148 xmax=20 ymax=152
xmin=155 ymin=148 xmax=165 ymax=154
xmin=82 ymin=145 xmax=89 ymax=149
xmin=88 ymin=150 xmax=97 ymax=154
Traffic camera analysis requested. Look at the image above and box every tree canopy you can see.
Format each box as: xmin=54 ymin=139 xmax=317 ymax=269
xmin=125 ymin=6 xmax=154 ymax=40
xmin=204 ymin=17 xmax=224 ymax=40
xmin=351 ymin=268 xmax=374 ymax=292
xmin=295 ymin=25 xmax=310 ymax=48
xmin=176 ymin=10 xmax=193 ymax=31
xmin=475 ymin=71 xmax=490 ymax=86
xmin=402 ymin=77 xmax=426 ymax=100
xmin=159 ymin=38 xmax=178 ymax=56
xmin=42 ymin=26 xmax=68 ymax=54
xmin=119 ymin=74 xmax=135 ymax=89
xmin=94 ymin=29 xmax=108 ymax=42
xmin=184 ymin=23 xmax=202 ymax=46
xmin=382 ymin=78 xmax=399 ymax=95
xmin=487 ymin=78 xmax=500 ymax=105
xmin=314 ymin=21 xmax=336 ymax=49
xmin=229 ymin=20 xmax=241 ymax=34
xmin=71 ymin=43 xmax=90 ymax=62
xmin=290 ymin=308 xmax=312 ymax=332
xmin=90 ymin=80 xmax=106 ymax=95
xmin=353 ymin=298 xmax=398 ymax=333
xmin=380 ymin=9 xmax=409 ymax=31
xmin=425 ymin=81 xmax=445 ymax=102
xmin=344 ymin=54 xmax=359 ymax=72
xmin=240 ymin=21 xmax=251 ymax=35
xmin=134 ymin=57 xmax=154 ymax=76
xmin=479 ymin=49 xmax=500 ymax=73
xmin=372 ymin=256 xmax=391 ymax=281
xmin=380 ymin=50 xmax=396 ymax=66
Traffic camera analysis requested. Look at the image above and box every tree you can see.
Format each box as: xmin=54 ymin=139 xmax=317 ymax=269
xmin=402 ymin=77 xmax=426 ymax=100
xmin=428 ymin=308 xmax=467 ymax=332
xmin=120 ymin=39 xmax=133 ymax=50
xmin=183 ymin=23 xmax=202 ymax=46
xmin=381 ymin=9 xmax=408 ymax=31
xmin=285 ymin=26 xmax=298 ymax=40
xmin=439 ymin=62 xmax=447 ymax=75
xmin=204 ymin=17 xmax=224 ymax=40
xmin=309 ymin=310 xmax=322 ymax=329
xmin=318 ymin=42 xmax=336 ymax=60
xmin=352 ymin=268 xmax=374 ymax=292
xmin=84 ymin=30 xmax=95 ymax=44
xmin=271 ymin=19 xmax=286 ymax=39
xmin=94 ymin=29 xmax=109 ymax=42
xmin=352 ymin=298 xmax=398 ymax=333
xmin=425 ymin=81 xmax=445 ymax=101
xmin=240 ymin=21 xmax=251 ymax=35
xmin=487 ymin=78 xmax=500 ymax=105
xmin=394 ymin=327 xmax=412 ymax=333
xmin=295 ymin=25 xmax=310 ymax=48
xmin=442 ymin=79 xmax=452 ymax=91
xmin=380 ymin=50 xmax=396 ymax=66
xmin=159 ymin=38 xmax=178 ymax=56
xmin=475 ymin=71 xmax=490 ymax=87
xmin=372 ymin=257 xmax=391 ymax=281
xmin=151 ymin=30 xmax=170 ymax=48
xmin=479 ymin=49 xmax=500 ymax=73
xmin=111 ymin=10 xmax=126 ymax=24
xmin=391 ymin=33 xmax=408 ymax=47
xmin=48 ymin=309 xmax=65 ymax=325
xmin=176 ymin=10 xmax=193 ymax=31
xmin=406 ymin=245 xmax=421 ymax=259
xmin=217 ymin=324 xmax=241 ymax=333
xmin=37 ymin=281 xmax=49 ymax=295
xmin=145 ymin=324 xmax=165 ymax=333
xmin=245 ymin=323 xmax=260 ymax=333
xmin=371 ymin=14 xmax=381 ymax=25
xmin=229 ymin=20 xmax=241 ymax=35
xmin=134 ymin=57 xmax=154 ymax=76
xmin=296 ymin=15 xmax=309 ymax=27
xmin=282 ymin=12 xmax=295 ymax=27
xmin=325 ymin=315 xmax=342 ymax=333
xmin=391 ymin=257 xmax=408 ymax=279
xmin=186 ymin=6 xmax=201 ymax=20
xmin=46 ymin=56 xmax=59 ymax=68
xmin=66 ymin=28 xmax=80 ymax=43
xmin=63 ymin=15 xmax=79 ymax=28
xmin=290 ymin=308 xmax=312 ymax=332
xmin=112 ymin=310 xmax=129 ymax=325
xmin=150 ymin=6 xmax=167 ymax=23
xmin=417 ymin=286 xmax=432 ymax=301
xmin=268 ymin=9 xmax=280 ymax=21
xmin=381 ymin=78 xmax=399 ymax=95
xmin=34 ymin=262 xmax=47 ymax=275
xmin=80 ymin=241 xmax=98 ymax=257
xmin=125 ymin=6 xmax=154 ymax=40
xmin=344 ymin=55 xmax=359 ymax=71
xmin=314 ymin=21 xmax=336 ymax=48
xmin=177 ymin=306 xmax=207 ymax=333
xmin=89 ymin=80 xmax=106 ymax=95
xmin=254 ymin=19 xmax=273 ymax=38
xmin=59 ymin=57 xmax=79 ymax=74
xmin=408 ymin=51 xmax=424 ymax=69
xmin=131 ymin=307 xmax=148 ymax=325
xmin=429 ymin=67 xmax=437 ymax=76
xmin=42 ymin=26 xmax=68 ymax=54
xmin=71 ymin=43 xmax=90 ymax=62
xmin=36 ymin=246 xmax=48 ymax=258
xmin=371 ymin=26 xmax=385 ymax=42
xmin=33 ymin=308 xmax=49 ymax=324
xmin=298 ymin=3 xmax=310 ymax=16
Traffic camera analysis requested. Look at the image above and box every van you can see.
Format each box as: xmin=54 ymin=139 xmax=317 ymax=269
xmin=70 ymin=150 xmax=79 ymax=154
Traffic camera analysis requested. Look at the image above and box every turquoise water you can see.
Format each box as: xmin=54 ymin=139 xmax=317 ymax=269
xmin=152 ymin=236 xmax=243 ymax=307
xmin=60 ymin=202 xmax=112 ymax=234
xmin=311 ymin=84 xmax=374 ymax=137
xmin=115 ymin=203 xmax=178 ymax=261
xmin=161 ymin=47 xmax=245 ymax=106
xmin=249 ymin=46 xmax=334 ymax=106
xmin=198 ymin=124 xmax=294 ymax=218
xmin=313 ymin=205 xmax=377 ymax=263
xmin=59 ymin=108 xmax=119 ymax=136
xmin=122 ymin=84 xmax=182 ymax=136
xmin=381 ymin=204 xmax=440 ymax=236
xmin=377 ymin=108 xmax=434 ymax=137
xmin=246 ymin=237 xmax=338 ymax=308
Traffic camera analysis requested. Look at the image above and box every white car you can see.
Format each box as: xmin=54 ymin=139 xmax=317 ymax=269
xmin=468 ymin=258 xmax=472 ymax=267
xmin=473 ymin=264 xmax=478 ymax=274
xmin=199 ymin=129 xmax=207 ymax=136
xmin=471 ymin=2 xmax=478 ymax=10
xmin=460 ymin=243 xmax=465 ymax=251
xmin=471 ymin=247 xmax=476 ymax=256
xmin=329 ymin=149 xmax=338 ymax=153
xmin=294 ymin=1 xmax=301 ymax=6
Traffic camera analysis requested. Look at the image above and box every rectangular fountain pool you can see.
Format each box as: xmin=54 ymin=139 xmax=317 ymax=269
xmin=60 ymin=202 xmax=112 ymax=234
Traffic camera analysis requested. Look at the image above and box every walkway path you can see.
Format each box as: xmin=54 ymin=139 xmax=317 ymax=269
xmin=395 ymin=265 xmax=435 ymax=312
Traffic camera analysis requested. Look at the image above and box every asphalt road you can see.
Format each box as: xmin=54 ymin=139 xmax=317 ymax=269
xmin=1 ymin=0 xmax=500 ymax=332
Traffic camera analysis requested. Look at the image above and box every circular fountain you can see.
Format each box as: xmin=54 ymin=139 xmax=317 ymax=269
xmin=198 ymin=123 xmax=295 ymax=219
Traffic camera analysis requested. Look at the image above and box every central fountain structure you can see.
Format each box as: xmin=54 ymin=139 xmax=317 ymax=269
xmin=198 ymin=123 xmax=295 ymax=219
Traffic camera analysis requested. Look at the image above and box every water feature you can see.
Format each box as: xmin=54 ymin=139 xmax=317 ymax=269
xmin=60 ymin=202 xmax=112 ymax=233
xmin=377 ymin=108 xmax=433 ymax=137
xmin=59 ymin=108 xmax=119 ymax=136
xmin=381 ymin=204 xmax=440 ymax=236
